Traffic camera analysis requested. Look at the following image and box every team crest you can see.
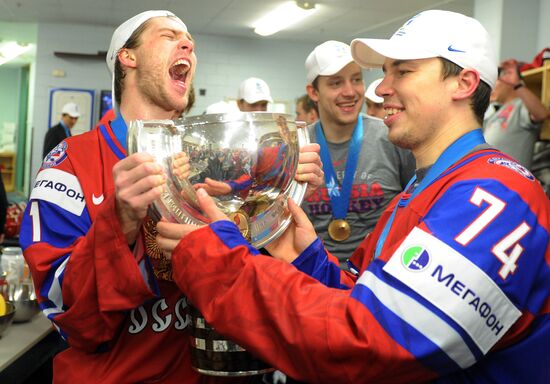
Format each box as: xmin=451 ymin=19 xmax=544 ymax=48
xmin=487 ymin=157 xmax=535 ymax=181
xmin=43 ymin=141 xmax=68 ymax=168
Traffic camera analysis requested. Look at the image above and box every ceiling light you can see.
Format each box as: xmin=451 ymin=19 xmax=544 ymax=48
xmin=0 ymin=41 xmax=32 ymax=66
xmin=253 ymin=1 xmax=319 ymax=37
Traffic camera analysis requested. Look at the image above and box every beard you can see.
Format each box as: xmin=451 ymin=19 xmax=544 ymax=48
xmin=136 ymin=62 xmax=187 ymax=116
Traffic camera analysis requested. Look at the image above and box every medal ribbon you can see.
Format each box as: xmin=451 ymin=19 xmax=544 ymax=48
xmin=315 ymin=118 xmax=363 ymax=220
xmin=374 ymin=128 xmax=486 ymax=259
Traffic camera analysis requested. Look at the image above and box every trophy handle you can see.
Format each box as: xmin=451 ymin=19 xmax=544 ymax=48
xmin=248 ymin=120 xmax=310 ymax=247
xmin=293 ymin=120 xmax=309 ymax=199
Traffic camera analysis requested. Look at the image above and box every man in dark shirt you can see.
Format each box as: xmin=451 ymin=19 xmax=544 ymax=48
xmin=42 ymin=102 xmax=80 ymax=158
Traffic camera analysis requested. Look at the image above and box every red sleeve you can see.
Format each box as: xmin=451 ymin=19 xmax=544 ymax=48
xmin=171 ymin=222 xmax=435 ymax=383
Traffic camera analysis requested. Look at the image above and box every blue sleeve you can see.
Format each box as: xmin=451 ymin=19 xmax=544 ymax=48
xmin=292 ymin=238 xmax=349 ymax=289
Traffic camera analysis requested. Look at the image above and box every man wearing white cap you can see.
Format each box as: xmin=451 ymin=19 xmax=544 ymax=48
xmin=157 ymin=10 xmax=550 ymax=383
xmin=43 ymin=102 xmax=81 ymax=158
xmin=21 ymin=9 xmax=322 ymax=383
xmin=237 ymin=77 xmax=273 ymax=111
xmin=22 ymin=10 xmax=257 ymax=384
xmin=300 ymin=40 xmax=414 ymax=265
xmin=364 ymin=78 xmax=385 ymax=119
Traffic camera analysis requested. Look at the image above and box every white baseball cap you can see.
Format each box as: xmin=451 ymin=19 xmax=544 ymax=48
xmin=62 ymin=102 xmax=81 ymax=118
xmin=238 ymin=77 xmax=273 ymax=104
xmin=106 ymin=10 xmax=187 ymax=112
xmin=305 ymin=40 xmax=354 ymax=84
xmin=205 ymin=101 xmax=240 ymax=115
xmin=365 ymin=78 xmax=383 ymax=103
xmin=350 ymin=10 xmax=497 ymax=88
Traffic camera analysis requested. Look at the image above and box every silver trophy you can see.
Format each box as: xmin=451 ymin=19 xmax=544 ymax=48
xmin=127 ymin=112 xmax=309 ymax=376
xmin=127 ymin=112 xmax=308 ymax=248
xmin=128 ymin=112 xmax=308 ymax=376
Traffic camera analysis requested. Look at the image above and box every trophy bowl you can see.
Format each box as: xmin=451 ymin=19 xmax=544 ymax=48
xmin=127 ymin=112 xmax=308 ymax=248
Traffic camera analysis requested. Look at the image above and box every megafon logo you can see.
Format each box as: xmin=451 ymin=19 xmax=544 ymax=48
xmin=401 ymin=245 xmax=431 ymax=272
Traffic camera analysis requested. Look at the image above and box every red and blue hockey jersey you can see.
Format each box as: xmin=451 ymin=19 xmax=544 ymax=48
xmin=171 ymin=147 xmax=550 ymax=383
xmin=20 ymin=113 xmax=223 ymax=383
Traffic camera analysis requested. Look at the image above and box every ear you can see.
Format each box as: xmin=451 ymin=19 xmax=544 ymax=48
xmin=118 ymin=48 xmax=138 ymax=69
xmin=309 ymin=108 xmax=319 ymax=121
xmin=451 ymin=69 xmax=480 ymax=101
xmin=306 ymin=84 xmax=319 ymax=103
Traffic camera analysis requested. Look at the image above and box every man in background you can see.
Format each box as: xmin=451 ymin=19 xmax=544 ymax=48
xmin=364 ymin=78 xmax=385 ymax=119
xmin=483 ymin=58 xmax=549 ymax=169
xmin=295 ymin=93 xmax=318 ymax=124
xmin=302 ymin=40 xmax=414 ymax=266
xmin=42 ymin=102 xmax=80 ymax=158
xmin=237 ymin=77 xmax=273 ymax=111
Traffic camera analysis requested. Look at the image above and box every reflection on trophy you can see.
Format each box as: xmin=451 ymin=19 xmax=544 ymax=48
xmin=128 ymin=112 xmax=308 ymax=248
xmin=127 ymin=112 xmax=309 ymax=376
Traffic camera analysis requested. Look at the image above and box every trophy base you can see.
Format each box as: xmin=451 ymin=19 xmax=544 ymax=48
xmin=189 ymin=305 xmax=274 ymax=377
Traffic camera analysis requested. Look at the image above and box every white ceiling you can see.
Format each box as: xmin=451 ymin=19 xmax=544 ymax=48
xmin=0 ymin=0 xmax=474 ymax=44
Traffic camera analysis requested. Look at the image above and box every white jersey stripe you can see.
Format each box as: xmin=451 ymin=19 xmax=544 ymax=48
xmin=45 ymin=256 xmax=69 ymax=318
xmin=357 ymin=270 xmax=477 ymax=369
xmin=383 ymin=227 xmax=521 ymax=354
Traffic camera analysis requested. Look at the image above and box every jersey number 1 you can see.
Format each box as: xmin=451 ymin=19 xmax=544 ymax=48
xmin=30 ymin=201 xmax=41 ymax=242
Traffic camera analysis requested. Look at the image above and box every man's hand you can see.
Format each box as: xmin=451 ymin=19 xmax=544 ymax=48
xmin=113 ymin=153 xmax=165 ymax=244
xmin=156 ymin=188 xmax=230 ymax=258
xmin=193 ymin=177 xmax=232 ymax=196
xmin=264 ymin=198 xmax=317 ymax=263
xmin=296 ymin=143 xmax=323 ymax=199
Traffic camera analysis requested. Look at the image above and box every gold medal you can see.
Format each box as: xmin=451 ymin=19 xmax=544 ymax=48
xmin=328 ymin=219 xmax=351 ymax=242
xmin=229 ymin=210 xmax=251 ymax=241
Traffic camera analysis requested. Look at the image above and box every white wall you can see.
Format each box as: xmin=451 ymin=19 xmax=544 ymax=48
xmin=31 ymin=23 xmax=113 ymax=182
xmin=474 ymin=0 xmax=545 ymax=62
xmin=500 ymin=0 xmax=540 ymax=61
xmin=193 ymin=34 xmax=313 ymax=113
xmin=474 ymin=0 xmax=503 ymax=60
xmin=29 ymin=23 xmax=317 ymax=183
xmin=538 ymin=0 xmax=550 ymax=51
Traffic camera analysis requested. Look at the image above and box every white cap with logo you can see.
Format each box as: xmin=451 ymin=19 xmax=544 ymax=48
xmin=238 ymin=77 xmax=273 ymax=104
xmin=106 ymin=10 xmax=187 ymax=112
xmin=62 ymin=102 xmax=81 ymax=118
xmin=305 ymin=40 xmax=354 ymax=84
xmin=350 ymin=10 xmax=497 ymax=88
xmin=205 ymin=101 xmax=240 ymax=115
xmin=365 ymin=78 xmax=384 ymax=103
